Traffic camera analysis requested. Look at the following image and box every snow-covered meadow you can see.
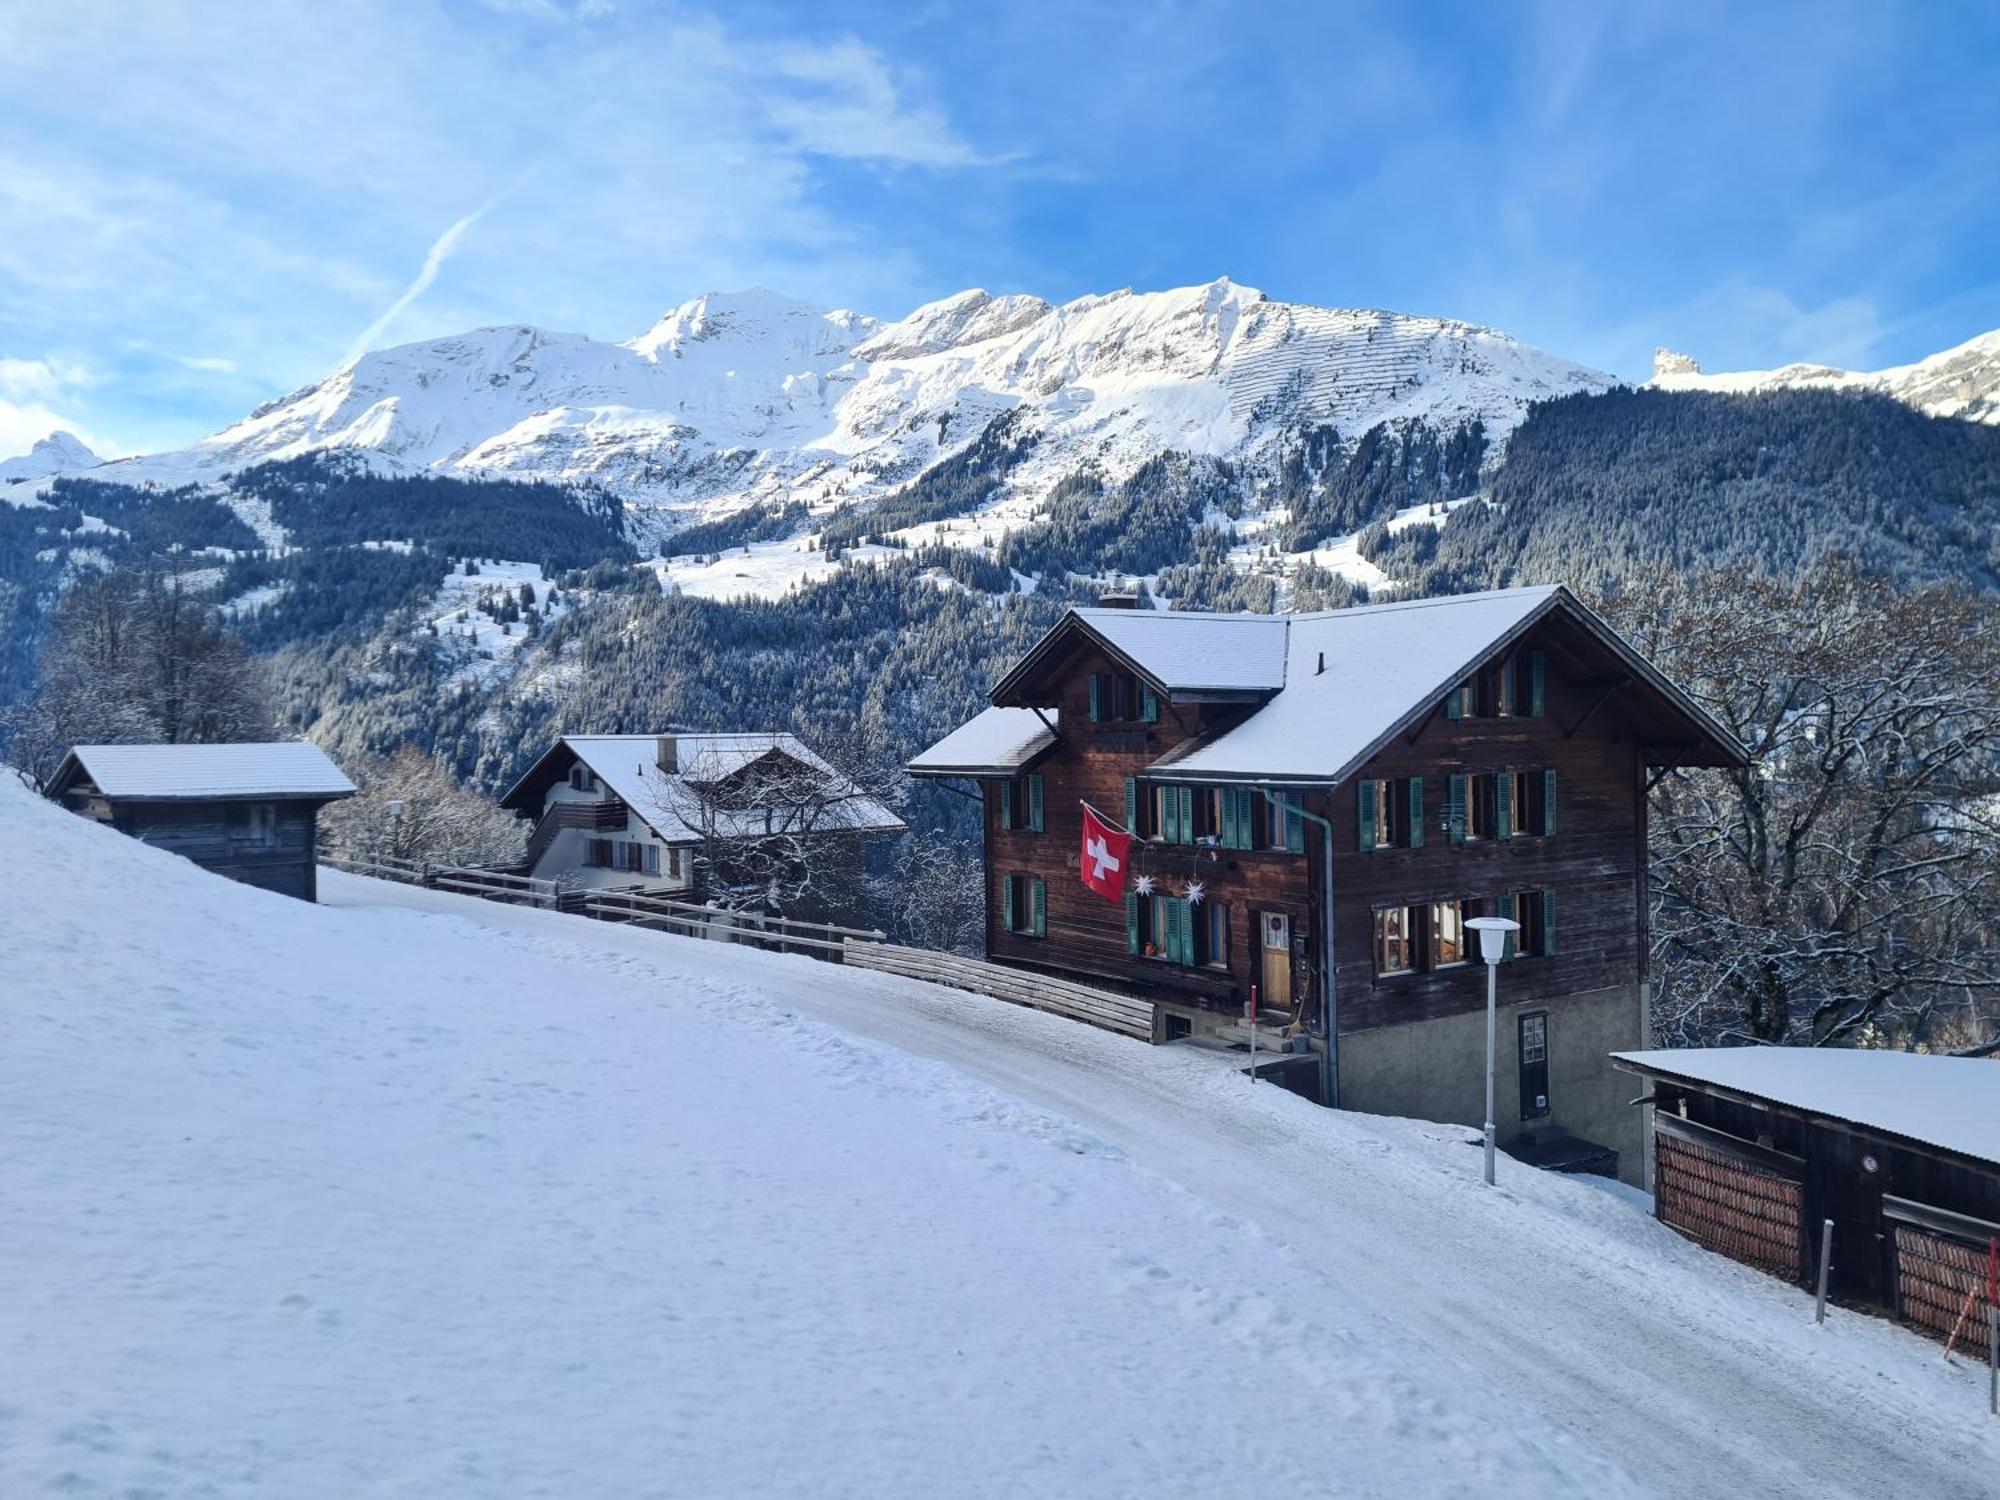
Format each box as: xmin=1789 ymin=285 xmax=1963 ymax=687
xmin=3 ymin=779 xmax=1996 ymax=1497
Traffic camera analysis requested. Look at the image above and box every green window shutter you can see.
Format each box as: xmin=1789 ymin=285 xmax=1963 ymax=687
xmin=1498 ymin=892 xmax=1517 ymax=961
xmin=1285 ymin=792 xmax=1305 ymax=853
xmin=1124 ymin=776 xmax=1139 ymax=833
xmin=1141 ymin=685 xmax=1160 ymax=723
xmin=1407 ymin=777 xmax=1424 ymax=849
xmin=1542 ymin=769 xmax=1557 ymax=836
xmin=1126 ymin=892 xmax=1141 ymax=954
xmin=1220 ymin=788 xmax=1237 ymax=849
xmin=1496 ymin=772 xmax=1514 ymax=839
xmin=1088 ymin=675 xmax=1102 ymax=722
xmin=1528 ymin=649 xmax=1546 ymax=717
xmin=1357 ymin=779 xmax=1377 ymax=852
xmin=1236 ymin=789 xmax=1256 ymax=849
xmin=1177 ymin=788 xmax=1194 ymax=844
xmin=1448 ymin=774 xmax=1467 ymax=844
xmin=1001 ymin=875 xmax=1015 ymax=933
xmin=998 ymin=779 xmax=1013 ymax=828
xmin=1174 ymin=900 xmax=1194 ymax=964
xmin=1032 ymin=878 xmax=1047 ymax=938
xmin=1029 ymin=774 xmax=1045 ymax=833
xmin=1445 ymin=684 xmax=1464 ymax=720
xmin=1541 ymin=889 xmax=1556 ymax=956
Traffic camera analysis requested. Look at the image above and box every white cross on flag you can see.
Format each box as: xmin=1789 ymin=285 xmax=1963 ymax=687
xmin=1079 ymin=802 xmax=1132 ymax=902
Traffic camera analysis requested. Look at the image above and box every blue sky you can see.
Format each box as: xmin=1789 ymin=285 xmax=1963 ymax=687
xmin=3 ymin=0 xmax=1997 ymax=458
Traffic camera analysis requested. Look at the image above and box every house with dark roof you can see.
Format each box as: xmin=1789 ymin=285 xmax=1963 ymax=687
xmin=47 ymin=741 xmax=356 ymax=901
xmin=498 ymin=732 xmax=903 ymax=905
xmin=909 ymin=585 xmax=1745 ymax=1181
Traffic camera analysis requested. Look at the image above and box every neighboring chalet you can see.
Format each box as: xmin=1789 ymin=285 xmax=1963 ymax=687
xmin=498 ymin=732 xmax=902 ymax=906
xmin=1616 ymin=1048 xmax=2000 ymax=1340
xmin=909 ymin=585 xmax=1745 ymax=1180
xmin=47 ymin=741 xmax=356 ymax=901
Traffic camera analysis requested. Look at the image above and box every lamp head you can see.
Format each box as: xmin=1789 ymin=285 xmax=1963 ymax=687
xmin=1464 ymin=915 xmax=1520 ymax=966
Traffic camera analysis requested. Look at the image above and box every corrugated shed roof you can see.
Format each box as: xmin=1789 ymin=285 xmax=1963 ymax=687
xmin=907 ymin=708 xmax=1056 ymax=777
xmin=62 ymin=742 xmax=356 ymax=800
xmin=1615 ymin=1047 xmax=2000 ymax=1165
xmin=549 ymin=734 xmax=904 ymax=843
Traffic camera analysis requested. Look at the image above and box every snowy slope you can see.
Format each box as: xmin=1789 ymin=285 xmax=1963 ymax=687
xmin=0 ymin=775 xmax=1643 ymax=1498
xmin=1648 ymin=328 xmax=2000 ymax=424
xmin=89 ymin=280 xmax=1614 ymax=544
xmin=5 ymin=779 xmax=1998 ymax=1497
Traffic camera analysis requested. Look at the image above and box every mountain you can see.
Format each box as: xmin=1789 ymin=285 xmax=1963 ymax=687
xmin=1648 ymin=328 xmax=2000 ymax=425
xmin=93 ymin=279 xmax=1614 ymax=549
xmin=0 ymin=430 xmax=100 ymax=483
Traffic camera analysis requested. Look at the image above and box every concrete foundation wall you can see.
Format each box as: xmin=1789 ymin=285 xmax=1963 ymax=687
xmin=1338 ymin=983 xmax=1645 ymax=1183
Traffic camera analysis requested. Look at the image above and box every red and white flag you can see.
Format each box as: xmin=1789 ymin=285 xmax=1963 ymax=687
xmin=1079 ymin=802 xmax=1131 ymax=902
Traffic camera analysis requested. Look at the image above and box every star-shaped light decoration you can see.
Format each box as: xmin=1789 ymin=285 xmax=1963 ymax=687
xmin=1133 ymin=874 xmax=1156 ymax=897
xmin=1184 ymin=878 xmax=1206 ymax=905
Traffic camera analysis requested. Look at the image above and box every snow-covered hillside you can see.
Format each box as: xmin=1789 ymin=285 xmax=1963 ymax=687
xmin=87 ymin=280 xmax=1613 ymax=543
xmin=5 ymin=776 xmax=2000 ymax=1496
xmin=1648 ymin=328 xmax=2000 ymax=424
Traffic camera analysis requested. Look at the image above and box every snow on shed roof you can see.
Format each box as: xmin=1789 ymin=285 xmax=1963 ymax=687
xmin=506 ymin=733 xmax=903 ymax=843
xmin=907 ymin=708 xmax=1056 ymax=777
xmin=59 ymin=742 xmax=356 ymax=801
xmin=1614 ymin=1048 xmax=2000 ymax=1165
xmin=1068 ymin=608 xmax=1291 ymax=692
xmin=1150 ymin=588 xmax=1562 ymax=783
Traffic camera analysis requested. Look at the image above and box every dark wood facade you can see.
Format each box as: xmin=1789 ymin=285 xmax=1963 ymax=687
xmin=981 ymin=613 xmax=1665 ymax=1052
xmin=56 ymin=785 xmax=339 ymax=901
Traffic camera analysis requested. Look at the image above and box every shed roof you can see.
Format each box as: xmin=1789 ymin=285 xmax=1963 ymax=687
xmin=52 ymin=742 xmax=356 ymax=802
xmin=906 ymin=708 xmax=1057 ymax=778
xmin=1614 ymin=1047 xmax=2000 ymax=1166
xmin=499 ymin=733 xmax=904 ymax=844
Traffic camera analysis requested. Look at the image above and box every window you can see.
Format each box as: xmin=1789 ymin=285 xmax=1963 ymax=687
xmin=585 ymin=837 xmax=616 ymax=867
xmin=1202 ymin=902 xmax=1229 ymax=969
xmin=568 ymin=765 xmax=600 ymax=793
xmin=1126 ymin=893 xmax=1223 ymax=968
xmin=1430 ymin=899 xmax=1468 ymax=968
xmin=1504 ymin=889 xmax=1557 ymax=958
xmin=1358 ymin=776 xmax=1423 ymax=851
xmin=998 ymin=773 xmax=1045 ymax=832
xmin=1001 ymin=874 xmax=1046 ymax=937
xmin=1089 ymin=671 xmax=1160 ymax=724
xmin=643 ymin=844 xmax=661 ymax=877
xmin=1153 ymin=784 xmax=1195 ymax=843
xmin=1444 ymin=649 xmax=1546 ymax=720
xmin=237 ymin=802 xmax=279 ymax=848
xmin=1467 ymin=774 xmax=1498 ymax=840
xmin=1269 ymin=791 xmax=1306 ymax=853
xmin=1374 ymin=905 xmax=1417 ymax=976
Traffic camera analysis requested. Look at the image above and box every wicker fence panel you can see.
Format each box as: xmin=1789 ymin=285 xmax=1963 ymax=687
xmin=1657 ymin=1131 xmax=1804 ymax=1281
xmin=1894 ymin=1226 xmax=1998 ymax=1346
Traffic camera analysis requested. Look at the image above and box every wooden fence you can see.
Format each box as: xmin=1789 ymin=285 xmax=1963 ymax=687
xmin=570 ymin=887 xmax=885 ymax=959
xmin=841 ymin=942 xmax=1155 ymax=1041
xmin=320 ymin=851 xmax=560 ymax=909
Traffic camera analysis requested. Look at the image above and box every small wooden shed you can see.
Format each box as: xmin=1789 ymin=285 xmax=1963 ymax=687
xmin=1615 ymin=1048 xmax=2000 ymax=1341
xmin=47 ymin=742 xmax=356 ymax=902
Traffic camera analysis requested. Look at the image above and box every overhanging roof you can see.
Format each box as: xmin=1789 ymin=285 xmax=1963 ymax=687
xmin=907 ymin=707 xmax=1057 ymax=778
xmin=50 ymin=742 xmax=356 ymax=802
xmin=991 ymin=607 xmax=1290 ymax=704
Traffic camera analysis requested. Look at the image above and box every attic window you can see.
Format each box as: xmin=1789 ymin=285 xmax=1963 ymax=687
xmin=1088 ymin=672 xmax=1159 ymax=725
xmin=569 ymin=765 xmax=600 ymax=793
xmin=1445 ymin=649 xmax=1546 ymax=720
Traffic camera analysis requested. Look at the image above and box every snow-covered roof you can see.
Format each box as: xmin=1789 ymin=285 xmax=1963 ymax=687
xmin=55 ymin=742 xmax=356 ymax=801
xmin=907 ymin=708 xmax=1057 ymax=777
xmin=501 ymin=733 xmax=904 ymax=844
xmin=1154 ymin=588 xmax=1563 ymax=782
xmin=1065 ymin=608 xmax=1291 ymax=693
xmin=1615 ymin=1048 xmax=2000 ymax=1165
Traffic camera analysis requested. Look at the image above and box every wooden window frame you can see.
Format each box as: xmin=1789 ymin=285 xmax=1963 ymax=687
xmin=1429 ymin=897 xmax=1470 ymax=969
xmin=1373 ymin=904 xmax=1419 ymax=978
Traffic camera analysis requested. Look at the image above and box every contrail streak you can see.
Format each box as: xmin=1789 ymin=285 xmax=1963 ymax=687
xmin=342 ymin=197 xmax=500 ymax=368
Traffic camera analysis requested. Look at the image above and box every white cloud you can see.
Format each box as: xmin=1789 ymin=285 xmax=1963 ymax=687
xmin=0 ymin=356 xmax=94 ymax=401
xmin=177 ymin=355 xmax=238 ymax=374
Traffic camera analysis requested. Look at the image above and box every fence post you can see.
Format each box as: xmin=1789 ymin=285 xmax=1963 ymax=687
xmin=1814 ymin=1218 xmax=1834 ymax=1325
xmin=1988 ymin=1304 xmax=1997 ymax=1416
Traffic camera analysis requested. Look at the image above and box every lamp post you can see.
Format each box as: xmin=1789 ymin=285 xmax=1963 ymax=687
xmin=1465 ymin=915 xmax=1520 ymax=1187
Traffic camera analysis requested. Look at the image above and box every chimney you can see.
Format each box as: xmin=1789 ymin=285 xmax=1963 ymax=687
xmin=656 ymin=735 xmax=678 ymax=774
xmin=1098 ymin=591 xmax=1139 ymax=610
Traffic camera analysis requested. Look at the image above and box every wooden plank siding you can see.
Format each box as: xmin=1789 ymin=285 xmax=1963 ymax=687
xmin=111 ymin=799 xmax=324 ymax=901
xmin=983 ymin=622 xmax=1654 ymax=1038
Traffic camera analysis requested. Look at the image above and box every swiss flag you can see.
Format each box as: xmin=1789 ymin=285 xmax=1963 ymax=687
xmin=1079 ymin=802 xmax=1132 ymax=902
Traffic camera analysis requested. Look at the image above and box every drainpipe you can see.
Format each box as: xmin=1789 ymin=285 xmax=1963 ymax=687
xmin=1257 ymin=787 xmax=1339 ymax=1109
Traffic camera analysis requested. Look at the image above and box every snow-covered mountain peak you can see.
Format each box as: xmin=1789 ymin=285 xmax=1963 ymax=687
xmin=0 ymin=430 xmax=101 ymax=483
xmin=625 ymin=288 xmax=874 ymax=363
xmin=852 ymin=289 xmax=1052 ymax=360
xmin=1648 ymin=326 xmax=2000 ymax=424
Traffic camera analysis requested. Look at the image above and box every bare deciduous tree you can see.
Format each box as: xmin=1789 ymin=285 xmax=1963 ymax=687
xmin=4 ymin=566 xmax=274 ymax=788
xmin=882 ymin=830 xmax=985 ymax=954
xmin=320 ymin=747 xmax=526 ymax=867
xmin=1598 ymin=560 xmax=2000 ymax=1049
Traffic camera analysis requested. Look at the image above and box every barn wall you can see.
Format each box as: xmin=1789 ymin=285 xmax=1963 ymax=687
xmin=113 ymin=800 xmax=324 ymax=901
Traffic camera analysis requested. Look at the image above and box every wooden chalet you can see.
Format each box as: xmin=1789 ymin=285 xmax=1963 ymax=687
xmin=910 ymin=585 xmax=1745 ymax=1181
xmin=47 ymin=741 xmax=356 ymax=902
xmin=1615 ymin=1048 xmax=2000 ymax=1341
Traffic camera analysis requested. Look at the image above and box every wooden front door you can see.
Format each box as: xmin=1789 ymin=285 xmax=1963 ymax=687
xmin=1259 ymin=911 xmax=1292 ymax=1017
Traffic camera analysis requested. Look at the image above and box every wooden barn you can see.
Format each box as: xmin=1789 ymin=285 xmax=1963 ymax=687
xmin=910 ymin=585 xmax=1745 ymax=1183
xmin=1615 ymin=1048 xmax=2000 ymax=1339
xmin=47 ymin=742 xmax=356 ymax=902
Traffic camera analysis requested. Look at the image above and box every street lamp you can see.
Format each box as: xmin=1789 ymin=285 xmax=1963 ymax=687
xmin=1465 ymin=915 xmax=1521 ymax=1187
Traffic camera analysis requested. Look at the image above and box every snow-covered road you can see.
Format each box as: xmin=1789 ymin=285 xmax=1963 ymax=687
xmin=325 ymin=878 xmax=2000 ymax=1500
